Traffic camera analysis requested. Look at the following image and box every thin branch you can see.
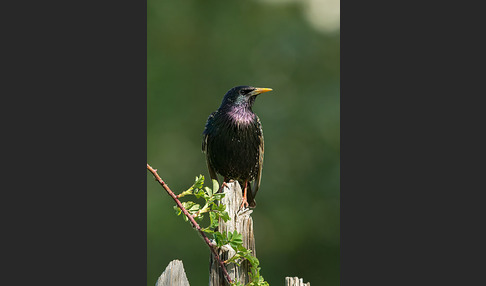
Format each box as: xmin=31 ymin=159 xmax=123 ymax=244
xmin=147 ymin=163 xmax=233 ymax=284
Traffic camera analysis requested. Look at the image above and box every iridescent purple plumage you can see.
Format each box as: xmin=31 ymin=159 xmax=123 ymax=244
xmin=227 ymin=104 xmax=255 ymax=125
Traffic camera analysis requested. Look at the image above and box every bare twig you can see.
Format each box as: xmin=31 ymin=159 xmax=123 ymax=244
xmin=147 ymin=163 xmax=233 ymax=284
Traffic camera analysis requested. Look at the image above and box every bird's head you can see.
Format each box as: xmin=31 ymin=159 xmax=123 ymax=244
xmin=220 ymin=86 xmax=273 ymax=110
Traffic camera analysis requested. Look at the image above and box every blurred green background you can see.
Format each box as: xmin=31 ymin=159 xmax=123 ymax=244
xmin=147 ymin=0 xmax=339 ymax=285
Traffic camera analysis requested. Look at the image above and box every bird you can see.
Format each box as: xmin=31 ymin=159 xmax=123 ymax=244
xmin=202 ymin=85 xmax=272 ymax=209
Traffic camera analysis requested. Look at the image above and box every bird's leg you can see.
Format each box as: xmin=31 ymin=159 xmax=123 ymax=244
xmin=240 ymin=180 xmax=249 ymax=209
xmin=218 ymin=177 xmax=230 ymax=193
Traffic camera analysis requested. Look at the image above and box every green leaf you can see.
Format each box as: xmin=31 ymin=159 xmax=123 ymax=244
xmin=225 ymin=230 xmax=243 ymax=249
xmin=188 ymin=203 xmax=200 ymax=213
xmin=178 ymin=187 xmax=194 ymax=198
xmin=212 ymin=203 xmax=226 ymax=212
xmin=194 ymin=189 xmax=205 ymax=198
xmin=232 ymin=229 xmax=241 ymax=239
xmin=181 ymin=201 xmax=200 ymax=214
xmin=246 ymin=255 xmax=259 ymax=267
xmin=173 ymin=205 xmax=182 ymax=216
xmin=182 ymin=201 xmax=194 ymax=209
xmin=193 ymin=175 xmax=204 ymax=189
xmin=204 ymin=186 xmax=213 ymax=197
xmin=201 ymin=227 xmax=214 ymax=233
xmin=236 ymin=244 xmax=247 ymax=252
xmin=209 ymin=212 xmax=218 ymax=230
xmin=213 ymin=232 xmax=227 ymax=247
xmin=212 ymin=193 xmax=225 ymax=201
xmin=211 ymin=179 xmax=219 ymax=194
xmin=220 ymin=211 xmax=230 ymax=222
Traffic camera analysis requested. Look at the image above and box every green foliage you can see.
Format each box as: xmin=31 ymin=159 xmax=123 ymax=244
xmin=174 ymin=175 xmax=269 ymax=286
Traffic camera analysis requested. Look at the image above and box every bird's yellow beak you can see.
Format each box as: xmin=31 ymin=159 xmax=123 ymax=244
xmin=251 ymin=87 xmax=273 ymax=95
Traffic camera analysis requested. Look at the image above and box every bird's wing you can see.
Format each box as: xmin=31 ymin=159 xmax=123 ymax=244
xmin=202 ymin=112 xmax=219 ymax=182
xmin=249 ymin=116 xmax=264 ymax=207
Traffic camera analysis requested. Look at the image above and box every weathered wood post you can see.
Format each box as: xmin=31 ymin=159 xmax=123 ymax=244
xmin=155 ymin=259 xmax=190 ymax=286
xmin=285 ymin=277 xmax=311 ymax=286
xmin=209 ymin=181 xmax=256 ymax=285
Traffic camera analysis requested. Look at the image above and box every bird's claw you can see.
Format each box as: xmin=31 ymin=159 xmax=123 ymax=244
xmin=239 ymin=199 xmax=249 ymax=210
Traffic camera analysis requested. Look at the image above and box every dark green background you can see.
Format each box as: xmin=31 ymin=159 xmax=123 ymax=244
xmin=148 ymin=1 xmax=339 ymax=285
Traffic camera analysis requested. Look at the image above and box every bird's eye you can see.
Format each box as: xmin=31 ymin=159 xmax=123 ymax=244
xmin=240 ymin=89 xmax=251 ymax=95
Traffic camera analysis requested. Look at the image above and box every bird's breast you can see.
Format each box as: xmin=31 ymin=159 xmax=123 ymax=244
xmin=206 ymin=114 xmax=262 ymax=181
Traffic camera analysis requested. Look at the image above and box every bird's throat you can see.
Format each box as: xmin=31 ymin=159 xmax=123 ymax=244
xmin=226 ymin=105 xmax=255 ymax=125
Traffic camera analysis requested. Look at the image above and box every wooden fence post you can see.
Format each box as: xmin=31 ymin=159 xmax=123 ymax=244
xmin=285 ymin=276 xmax=311 ymax=286
xmin=209 ymin=181 xmax=255 ymax=285
xmin=155 ymin=259 xmax=190 ymax=286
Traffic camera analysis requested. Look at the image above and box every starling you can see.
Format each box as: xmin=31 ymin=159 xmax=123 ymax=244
xmin=202 ymin=86 xmax=272 ymax=208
